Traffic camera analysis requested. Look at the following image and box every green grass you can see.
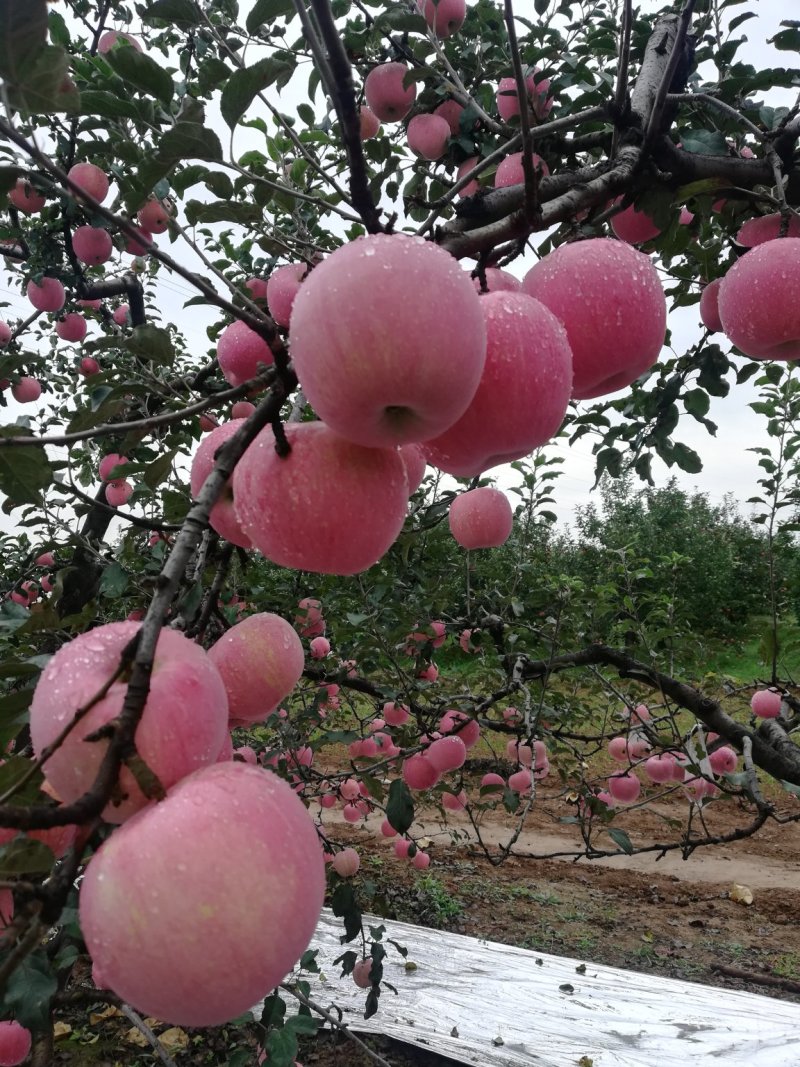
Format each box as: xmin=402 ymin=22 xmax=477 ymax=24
xmin=699 ymin=616 xmax=800 ymax=682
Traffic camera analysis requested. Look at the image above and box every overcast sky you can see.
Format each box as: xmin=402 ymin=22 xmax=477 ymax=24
xmin=0 ymin=0 xmax=794 ymax=533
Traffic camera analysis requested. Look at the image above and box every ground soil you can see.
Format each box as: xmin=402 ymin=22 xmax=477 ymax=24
xmin=51 ymin=777 xmax=800 ymax=1066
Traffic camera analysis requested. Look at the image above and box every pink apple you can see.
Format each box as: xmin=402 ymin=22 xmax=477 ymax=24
xmin=608 ymin=736 xmax=628 ymax=762
xmin=289 ymin=234 xmax=486 ymax=448
xmin=434 ymin=99 xmax=464 ymax=134
xmin=699 ymin=279 xmax=723 ymax=333
xmin=359 ymin=106 xmax=381 ymax=140
xmin=208 ymin=612 xmax=305 ymax=724
xmin=296 ymin=598 xmax=325 ymax=637
xmin=190 ymin=422 xmax=253 ymax=548
xmin=267 ymin=263 xmax=306 ymax=328
xmin=718 ymin=239 xmax=800 ymax=360
xmin=424 ymin=291 xmax=572 ymax=476
xmin=417 ymin=0 xmax=465 ymax=36
xmin=643 ymin=753 xmax=678 ymax=784
xmin=216 ymin=319 xmax=274 ymax=386
xmin=105 ymin=479 xmax=133 ymax=507
xmin=402 ymin=753 xmax=440 ymax=790
xmin=137 ymin=198 xmax=171 ymax=234
xmin=380 ymin=818 xmax=398 ymax=837
xmin=0 ymin=321 xmax=10 ymax=347
xmin=79 ymin=762 xmax=325 ymax=1026
xmin=30 ymin=621 xmax=228 ymax=822
xmin=246 ymin=277 xmax=269 ymax=301
xmin=412 ymin=850 xmax=431 ymax=869
xmin=333 ymin=848 xmax=360 ymax=877
xmin=199 ymin=413 xmax=218 ymax=432
xmin=364 ymin=63 xmax=416 ymax=122
xmin=709 ymin=746 xmax=737 ymax=775
xmin=67 ymin=162 xmax=110 ymax=204
xmin=607 ymin=772 xmax=641 ymax=804
xmin=679 ymin=207 xmax=694 ymax=225
xmin=407 ymin=114 xmax=451 ymax=160
xmin=456 ymin=157 xmax=480 ymax=197
xmin=494 ymin=151 xmax=549 ymax=188
xmin=496 ymin=71 xmax=552 ymax=122
xmin=736 ymin=212 xmax=800 ymax=247
xmin=522 ymin=238 xmax=666 ymax=399
xmin=400 ymin=443 xmax=427 ymax=493
xmin=233 ymin=421 xmax=410 ymax=575
xmin=610 ymin=198 xmax=662 ymax=244
xmin=98 ymin=30 xmax=143 ymax=53
xmin=383 ymin=701 xmax=410 ymax=726
xmin=124 ymin=226 xmax=153 ymax=255
xmin=113 ymin=304 xmax=130 ymax=326
xmin=9 ymin=178 xmax=45 ymax=214
xmin=0 ymin=1021 xmax=31 ymax=1066
xmin=11 ymin=377 xmax=41 ymax=404
xmin=439 ymin=710 xmax=480 ymax=748
xmin=427 ymin=734 xmax=467 ymax=772
xmin=234 ymin=745 xmax=258 ymax=765
xmin=55 ymin=312 xmax=87 ymax=342
xmin=449 ymin=487 xmax=513 ymax=548
xmin=79 ymin=298 xmax=103 ymax=310
xmin=472 ymin=268 xmax=521 ymax=294
xmin=508 ymin=768 xmax=533 ymax=793
xmin=99 ymin=453 xmax=128 ymax=481
xmin=480 ymin=772 xmax=505 ymax=792
xmin=231 ymin=400 xmax=256 ymax=419
xmin=72 ymin=225 xmax=113 ymax=266
xmin=27 ymin=278 xmax=65 ymax=312
xmin=353 ymin=958 xmax=373 ymax=987
xmin=309 ymin=636 xmax=330 ymax=659
xmin=35 ymin=551 xmax=54 ymax=567
xmin=750 ymin=689 xmax=782 ymax=718
xmin=77 ymin=355 xmax=98 ymax=376
xmin=442 ymin=789 xmax=467 ymax=812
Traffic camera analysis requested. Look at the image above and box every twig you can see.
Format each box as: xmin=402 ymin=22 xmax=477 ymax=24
xmin=503 ymin=0 xmax=538 ymax=222
xmin=611 ymin=0 xmax=633 ymax=156
xmin=118 ymin=1003 xmax=180 ymax=1067
xmin=710 ymin=964 xmax=800 ymax=996
xmin=281 ymin=983 xmax=394 ymax=1067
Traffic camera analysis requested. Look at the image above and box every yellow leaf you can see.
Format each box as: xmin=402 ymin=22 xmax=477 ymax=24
xmin=53 ymin=1021 xmax=72 ymax=1039
xmin=89 ymin=1005 xmax=121 ymax=1025
xmin=125 ymin=1026 xmax=149 ymax=1047
xmin=159 ymin=1027 xmax=189 ymax=1053
xmin=730 ymin=883 xmax=754 ymax=906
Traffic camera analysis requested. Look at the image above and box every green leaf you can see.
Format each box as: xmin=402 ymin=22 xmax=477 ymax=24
xmin=331 ymin=882 xmax=362 ymax=942
xmin=221 ymin=56 xmax=296 ymax=129
xmin=2 ymin=950 xmax=57 ymax=1031
xmin=134 ymin=115 xmax=223 ymax=198
xmin=679 ymin=129 xmax=729 ymax=156
xmin=162 ymin=489 xmax=190 ymax=524
xmin=125 ymin=324 xmax=176 ymax=366
xmin=607 ymin=827 xmax=634 ymax=854
xmin=0 ymin=753 xmax=41 ymax=804
xmin=386 ymin=779 xmax=414 ymax=834
xmin=143 ymin=450 xmax=176 ymax=491
xmin=770 ymin=27 xmax=800 ymax=52
xmin=683 ymin=388 xmax=710 ymax=418
xmin=0 ymin=837 xmax=54 ymax=876
xmin=672 ymin=442 xmax=703 ymax=473
xmin=7 ymin=44 xmax=72 ymax=114
xmin=79 ymin=89 xmax=140 ymax=120
xmin=285 ymin=1013 xmax=318 ymax=1036
xmin=264 ymin=1027 xmax=298 ymax=1067
xmin=0 ymin=0 xmax=48 ymax=83
xmin=247 ymin=0 xmax=295 ymax=32
xmin=185 ymin=199 xmax=264 ymax=226
xmin=105 ymin=46 xmax=174 ymax=107
xmin=143 ymin=0 xmax=202 ymax=27
xmin=0 ymin=434 xmax=53 ymax=506
xmin=99 ymin=561 xmax=129 ymax=598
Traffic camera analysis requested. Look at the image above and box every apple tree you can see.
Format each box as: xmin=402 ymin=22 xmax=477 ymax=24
xmin=0 ymin=0 xmax=799 ymax=1062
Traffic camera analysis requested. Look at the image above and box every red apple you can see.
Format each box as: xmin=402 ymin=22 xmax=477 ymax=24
xmin=417 ymin=0 xmax=466 ymax=37
xmin=27 ymin=278 xmax=65 ymax=312
xmin=105 ymin=479 xmax=133 ymax=507
xmin=434 ymin=99 xmax=464 ymax=134
xmin=55 ymin=313 xmax=87 ymax=342
xmin=494 ymin=151 xmax=549 ymax=188
xmin=750 ymin=689 xmax=782 ymax=718
xmin=359 ymin=106 xmax=381 ymax=140
xmin=717 ymin=239 xmax=800 ymax=361
xmin=0 ymin=321 xmax=11 ymax=347
xmin=699 ymin=279 xmax=723 ymax=333
xmin=610 ymin=198 xmax=662 ymax=244
xmin=736 ymin=212 xmax=800 ymax=247
xmin=472 ymin=268 xmax=521 ymax=294
xmin=267 ymin=263 xmax=306 ymax=328
xmin=0 ymin=1021 xmax=31 ymax=1066
xmin=9 ymin=178 xmax=45 ymax=214
xmin=11 ymin=377 xmax=41 ymax=404
xmin=72 ymin=225 xmax=113 ymax=266
xmin=607 ymin=772 xmax=641 ymax=804
xmin=137 ymin=198 xmax=171 ymax=234
xmin=216 ymin=319 xmax=274 ymax=386
xmin=449 ymin=487 xmax=513 ymax=548
xmin=456 ymin=157 xmax=480 ymax=197
xmin=67 ymin=162 xmax=110 ymax=204
xmin=407 ymin=114 xmax=450 ymax=160
xmin=364 ymin=63 xmax=416 ymax=122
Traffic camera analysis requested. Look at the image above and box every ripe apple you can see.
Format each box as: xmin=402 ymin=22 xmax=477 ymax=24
xmin=494 ymin=151 xmax=549 ymax=188
xmin=400 ymin=443 xmax=427 ymax=493
xmin=364 ymin=63 xmax=416 ymax=122
xmin=289 ymin=234 xmax=486 ymax=448
xmin=245 ymin=277 xmax=269 ymax=301
xmin=105 ymin=479 xmax=133 ymax=507
xmin=427 ymin=734 xmax=467 ymax=772
xmin=424 ymin=291 xmax=572 ymax=476
xmin=67 ymin=162 xmax=110 ymax=204
xmin=0 ymin=1021 xmax=31 ymax=1067
xmin=295 ymin=597 xmax=325 ymax=637
xmin=79 ymin=762 xmax=325 ymax=1026
xmin=11 ymin=377 xmax=41 ymax=404
xmin=113 ymin=304 xmax=131 ymax=326
xmin=231 ymin=400 xmax=256 ymax=419
xmin=699 ymin=279 xmax=723 ymax=333
xmin=216 ymin=319 xmax=274 ymax=386
xmin=644 ymin=752 xmax=679 ymax=784
xmin=456 ymin=157 xmax=480 ymax=197
xmin=736 ymin=212 xmax=800 ymax=247
xmin=27 ymin=277 xmax=65 ymax=312
xmin=472 ymin=268 xmax=521 ymax=294
xmin=98 ymin=30 xmax=143 ymax=53
xmin=496 ymin=71 xmax=552 ymax=122
xmin=55 ymin=313 xmax=87 ymax=342
xmin=332 ymin=848 xmax=360 ymax=877
xmin=124 ymin=226 xmax=153 ymax=256
xmin=233 ymin=420 xmax=410 ymax=575
xmin=0 ymin=321 xmax=10 ymax=347
xmin=508 ymin=768 xmax=533 ymax=793
xmin=750 ymin=689 xmax=782 ymax=718
xmin=607 ymin=772 xmax=641 ymax=804
xmin=207 ymin=612 xmax=304 ymax=724
xmin=72 ymin=225 xmax=113 ymax=266
xmin=610 ymin=198 xmax=662 ymax=244
xmin=79 ymin=298 xmax=102 ymax=310
xmin=9 ymin=178 xmax=45 ymax=214
xmin=407 ymin=114 xmax=450 ymax=160
xmin=417 ymin=0 xmax=466 ymax=37
xmin=309 ymin=636 xmax=330 ymax=659
xmin=522 ymin=238 xmax=667 ymax=400
xmin=99 ymin=453 xmax=128 ymax=481
xmin=449 ymin=487 xmax=513 ymax=549
xmin=717 ymin=238 xmax=800 ymax=361
xmin=434 ymin=99 xmax=464 ymax=134
xmin=137 ymin=198 xmax=171 ymax=234
xmin=480 ymin=772 xmax=505 ymax=792
xmin=353 ymin=959 xmax=373 ymax=988
xmin=412 ymin=850 xmax=431 ymax=869
xmin=359 ymin=106 xmax=381 ymax=139
xmin=403 ymin=754 xmax=440 ymax=790
xmin=709 ymin=746 xmax=737 ymax=775
xmin=608 ymin=736 xmax=628 ymax=762
xmin=266 ymin=263 xmax=306 ymax=328
xmin=383 ymin=701 xmax=410 ymax=726
xmin=30 ymin=621 xmax=228 ymax=822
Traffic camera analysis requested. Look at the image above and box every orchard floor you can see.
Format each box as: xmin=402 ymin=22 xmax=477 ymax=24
xmin=55 ymin=790 xmax=800 ymax=1066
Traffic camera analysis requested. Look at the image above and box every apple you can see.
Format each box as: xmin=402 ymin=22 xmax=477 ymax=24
xmin=55 ymin=313 xmax=87 ymax=342
xmin=9 ymin=178 xmax=45 ymax=214
xmin=309 ymin=636 xmax=330 ymax=659
xmin=424 ymin=291 xmax=572 ymax=476
xmin=105 ymin=479 xmax=133 ymax=507
xmin=522 ymin=237 xmax=666 ymax=400
xmin=750 ymin=689 xmax=782 ymax=718
xmin=79 ymin=762 xmax=324 ymax=1026
xmin=449 ymin=487 xmax=513 ymax=549
xmin=353 ymin=959 xmax=373 ymax=987
xmin=709 ymin=746 xmax=738 ymax=775
xmin=199 ymin=413 xmax=218 ymax=432
xmin=208 ymin=612 xmax=304 ymax=724
xmin=359 ymin=106 xmax=381 ymax=140
xmin=79 ymin=298 xmax=102 ymax=310
xmin=231 ymin=400 xmax=256 ymax=420
xmin=67 ymin=162 xmax=110 ymax=203
xmin=295 ymin=598 xmax=325 ymax=637
xmin=608 ymin=736 xmax=628 ymax=762
xmin=417 ymin=0 xmax=466 ymax=37
xmin=400 ymin=443 xmax=427 ymax=493
xmin=246 ymin=277 xmax=269 ymax=301
xmin=11 ymin=377 xmax=41 ymax=404
xmin=717 ymin=238 xmax=800 ymax=361
xmin=289 ymin=234 xmax=486 ymax=448
xmin=332 ymin=848 xmax=360 ymax=877
xmin=98 ymin=30 xmax=143 ymax=53
xmin=434 ymin=99 xmax=464 ymax=134
xmin=124 ymin=226 xmax=153 ymax=256
xmin=407 ymin=114 xmax=450 ymax=160
xmin=383 ymin=701 xmax=410 ymax=726
xmin=113 ymin=304 xmax=130 ymax=326
xmin=427 ymin=735 xmax=467 ymax=772
xmin=99 ymin=453 xmax=128 ymax=481
xmin=472 ymin=268 xmax=521 ymax=294
xmin=496 ymin=71 xmax=552 ymax=122
xmin=644 ymin=752 xmax=679 ymax=784
xmin=0 ymin=1021 xmax=31 ymax=1067
xmin=72 ymin=225 xmax=113 ymax=266
xmin=27 ymin=278 xmax=65 ymax=312
xmin=364 ymin=63 xmax=416 ymax=122
xmin=736 ymin=212 xmax=800 ymax=247
xmin=607 ymin=772 xmax=641 ymax=804
xmin=30 ymin=621 xmax=228 ymax=822
xmin=456 ymin=157 xmax=480 ymax=197
xmin=0 ymin=321 xmax=11 ymax=347
xmin=216 ymin=319 xmax=274 ymax=386
xmin=137 ymin=198 xmax=171 ymax=234
xmin=610 ymin=198 xmax=662 ymax=244
xmin=402 ymin=754 xmax=440 ymax=790
xmin=508 ymin=768 xmax=533 ymax=793
xmin=233 ymin=420 xmax=410 ymax=575
xmin=699 ymin=279 xmax=723 ymax=333
xmin=494 ymin=151 xmax=549 ymax=188
xmin=412 ymin=850 xmax=431 ymax=869
xmin=35 ymin=551 xmax=54 ymax=567
xmin=267 ymin=263 xmax=307 ymax=328
xmin=480 ymin=772 xmax=505 ymax=792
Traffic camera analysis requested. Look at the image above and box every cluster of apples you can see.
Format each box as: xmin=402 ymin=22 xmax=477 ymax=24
xmin=27 ymin=612 xmax=323 ymax=1027
xmin=198 ymin=232 xmax=666 ymax=575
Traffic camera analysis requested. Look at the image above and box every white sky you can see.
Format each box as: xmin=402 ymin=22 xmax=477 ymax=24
xmin=0 ymin=0 xmax=795 ymax=532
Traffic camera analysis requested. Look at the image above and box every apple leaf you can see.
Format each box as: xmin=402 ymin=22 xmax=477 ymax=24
xmin=247 ymin=0 xmax=295 ymax=32
xmin=386 ymin=778 xmax=414 ymax=834
xmin=221 ymin=56 xmax=296 ymax=129
xmin=144 ymin=0 xmax=202 ymax=27
xmin=105 ymin=46 xmax=174 ymax=108
xmin=0 ymin=434 xmax=53 ymax=506
xmin=2 ymin=950 xmax=57 ymax=1032
xmin=607 ymin=827 xmax=634 ymax=854
xmin=0 ymin=0 xmax=48 ymax=83
xmin=0 ymin=837 xmax=54 ymax=877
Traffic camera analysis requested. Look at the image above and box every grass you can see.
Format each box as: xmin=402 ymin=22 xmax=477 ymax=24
xmin=700 ymin=616 xmax=800 ymax=682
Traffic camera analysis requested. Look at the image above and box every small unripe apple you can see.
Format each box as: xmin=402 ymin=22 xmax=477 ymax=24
xmin=364 ymin=63 xmax=416 ymax=122
xmin=137 ymin=198 xmax=171 ymax=234
xmin=9 ymin=178 xmax=45 ymax=214
xmin=11 ymin=377 xmax=41 ymax=404
xmin=267 ymin=263 xmax=306 ymax=328
xmin=216 ymin=320 xmax=274 ymax=386
xmin=449 ymin=487 xmax=513 ymax=549
xmin=27 ymin=277 xmax=65 ymax=312
xmin=407 ymin=114 xmax=450 ymax=160
xmin=68 ymin=162 xmax=110 ymax=204
xmin=359 ymin=106 xmax=381 ymax=140
xmin=72 ymin=225 xmax=113 ymax=265
xmin=55 ymin=313 xmax=87 ymax=342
